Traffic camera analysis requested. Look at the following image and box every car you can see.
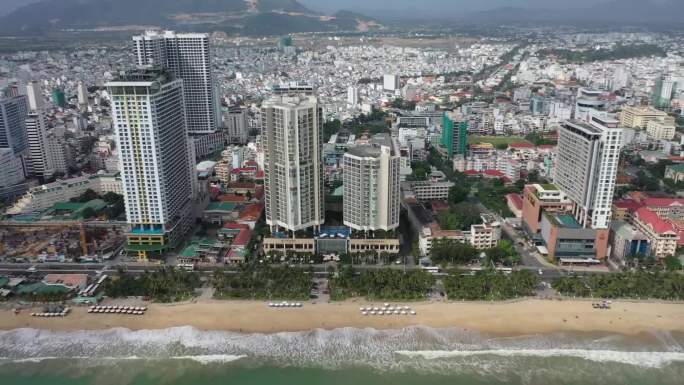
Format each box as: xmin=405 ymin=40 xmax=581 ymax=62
xmin=26 ymin=265 xmax=37 ymax=273
xmin=538 ymin=269 xmax=543 ymax=275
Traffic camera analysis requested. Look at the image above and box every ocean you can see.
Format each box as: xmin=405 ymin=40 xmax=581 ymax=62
xmin=0 ymin=326 xmax=683 ymax=385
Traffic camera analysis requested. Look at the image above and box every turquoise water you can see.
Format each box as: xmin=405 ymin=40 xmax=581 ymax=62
xmin=1 ymin=327 xmax=683 ymax=384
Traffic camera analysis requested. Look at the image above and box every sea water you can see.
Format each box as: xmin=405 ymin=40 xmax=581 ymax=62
xmin=0 ymin=326 xmax=683 ymax=384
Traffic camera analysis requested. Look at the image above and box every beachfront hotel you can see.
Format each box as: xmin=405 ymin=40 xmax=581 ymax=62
xmin=106 ymin=68 xmax=194 ymax=261
xmin=342 ymin=134 xmax=401 ymax=232
xmin=554 ymin=117 xmax=623 ymax=230
xmin=261 ymin=93 xmax=324 ymax=233
xmin=133 ymin=30 xmax=219 ymax=135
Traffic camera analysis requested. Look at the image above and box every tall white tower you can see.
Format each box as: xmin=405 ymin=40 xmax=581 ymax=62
xmin=133 ymin=30 xmax=218 ymax=134
xmin=343 ymin=135 xmax=400 ymax=231
xmin=347 ymin=86 xmax=359 ymax=107
xmin=262 ymin=94 xmax=324 ymax=233
xmin=554 ymin=117 xmax=623 ymax=229
xmin=106 ymin=68 xmax=194 ymax=260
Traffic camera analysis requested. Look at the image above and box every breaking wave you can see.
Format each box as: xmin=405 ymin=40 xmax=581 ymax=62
xmin=0 ymin=326 xmax=682 ymax=372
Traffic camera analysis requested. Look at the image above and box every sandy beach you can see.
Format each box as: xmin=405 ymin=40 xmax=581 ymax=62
xmin=2 ymin=298 xmax=683 ymax=336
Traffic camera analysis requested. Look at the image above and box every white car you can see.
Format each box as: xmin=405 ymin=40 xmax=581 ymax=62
xmin=26 ymin=265 xmax=37 ymax=273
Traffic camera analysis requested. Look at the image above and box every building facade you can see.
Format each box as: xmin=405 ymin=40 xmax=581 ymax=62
xmin=343 ymin=136 xmax=400 ymax=231
xmin=554 ymin=118 xmax=623 ymax=230
xmin=0 ymin=93 xmax=29 ymax=157
xmin=262 ymin=94 xmax=324 ymax=232
xmin=107 ymin=69 xmax=194 ymax=260
xmin=224 ymin=107 xmax=249 ymax=144
xmin=442 ymin=111 xmax=468 ymax=159
xmin=133 ymin=30 xmax=219 ymax=134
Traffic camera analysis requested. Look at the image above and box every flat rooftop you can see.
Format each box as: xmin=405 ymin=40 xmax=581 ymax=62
xmin=554 ymin=214 xmax=582 ymax=229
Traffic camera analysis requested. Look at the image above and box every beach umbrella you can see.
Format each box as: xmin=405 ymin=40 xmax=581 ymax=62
xmin=394 ymin=310 xmax=399 ymax=315
xmin=384 ymin=303 xmax=389 ymax=307
xmin=370 ymin=311 xmax=376 ymax=315
xmin=362 ymin=311 xmax=368 ymax=316
xmin=401 ymin=311 xmax=407 ymax=315
xmin=378 ymin=311 xmax=384 ymax=315
xmin=410 ymin=311 xmax=417 ymax=315
xmin=359 ymin=307 xmax=365 ymax=311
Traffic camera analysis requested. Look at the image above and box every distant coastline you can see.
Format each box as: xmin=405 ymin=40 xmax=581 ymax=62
xmin=2 ymin=298 xmax=683 ymax=336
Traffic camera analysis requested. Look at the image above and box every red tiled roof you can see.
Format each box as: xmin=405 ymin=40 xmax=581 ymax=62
xmin=634 ymin=207 xmax=676 ymax=234
xmin=218 ymin=194 xmax=248 ymax=203
xmin=537 ymin=144 xmax=555 ymax=149
xmin=506 ymin=193 xmax=523 ymax=210
xmin=483 ymin=169 xmax=506 ymax=178
xmin=232 ymin=228 xmax=252 ymax=247
xmin=239 ymin=203 xmax=264 ymax=221
xmin=642 ymin=198 xmax=684 ymax=208
xmin=223 ymin=222 xmax=250 ymax=230
xmin=44 ymin=274 xmax=87 ymax=289
xmin=613 ymin=199 xmax=642 ymax=211
xmin=431 ymin=200 xmax=450 ymax=212
xmin=463 ymin=170 xmax=480 ymax=175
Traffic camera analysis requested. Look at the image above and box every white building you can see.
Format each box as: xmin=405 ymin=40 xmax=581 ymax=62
xmin=224 ymin=107 xmax=249 ymax=144
xmin=0 ymin=148 xmax=27 ymax=200
xmin=77 ymin=81 xmax=88 ymax=107
xmin=133 ymin=30 xmax=219 ymax=134
xmin=262 ymin=94 xmax=324 ymax=232
xmin=646 ymin=119 xmax=676 ymax=141
xmin=347 ymin=86 xmax=359 ymax=107
xmin=25 ymin=111 xmax=54 ymax=180
xmin=383 ymin=74 xmax=400 ymax=91
xmin=554 ymin=117 xmax=623 ymax=229
xmin=0 ymin=92 xmax=29 ymax=157
xmin=343 ymin=135 xmax=400 ymax=231
xmin=107 ymin=68 xmax=194 ymax=259
xmin=7 ymin=173 xmax=122 ymax=214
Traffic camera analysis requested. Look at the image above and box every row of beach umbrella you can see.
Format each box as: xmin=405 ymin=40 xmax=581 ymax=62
xmin=88 ymin=305 xmax=147 ymax=315
xmin=359 ymin=303 xmax=416 ymax=316
xmin=268 ymin=302 xmax=303 ymax=308
xmin=32 ymin=309 xmax=70 ymax=317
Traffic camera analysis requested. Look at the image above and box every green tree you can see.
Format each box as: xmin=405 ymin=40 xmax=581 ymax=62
xmin=438 ymin=202 xmax=482 ymax=231
xmin=664 ymin=255 xmax=682 ymax=271
xmin=81 ymin=207 xmax=97 ymax=219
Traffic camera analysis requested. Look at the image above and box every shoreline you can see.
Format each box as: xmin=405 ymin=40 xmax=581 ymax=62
xmin=1 ymin=298 xmax=683 ymax=336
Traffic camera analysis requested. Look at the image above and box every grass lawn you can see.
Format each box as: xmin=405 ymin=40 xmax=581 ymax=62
xmin=468 ymin=136 xmax=526 ymax=146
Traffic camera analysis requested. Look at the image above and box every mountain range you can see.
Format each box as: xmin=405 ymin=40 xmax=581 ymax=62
xmin=0 ymin=0 xmax=382 ymax=35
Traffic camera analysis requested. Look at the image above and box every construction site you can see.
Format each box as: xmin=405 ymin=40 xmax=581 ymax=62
xmin=0 ymin=222 xmax=125 ymax=263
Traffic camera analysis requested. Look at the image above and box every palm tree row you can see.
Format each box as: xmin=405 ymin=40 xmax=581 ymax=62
xmin=552 ymin=271 xmax=684 ymax=300
xmin=444 ymin=270 xmax=539 ymax=300
xmin=329 ymin=266 xmax=435 ymax=301
xmin=212 ymin=265 xmax=312 ymax=300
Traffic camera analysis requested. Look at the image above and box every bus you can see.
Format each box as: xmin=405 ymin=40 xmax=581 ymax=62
xmin=177 ymin=263 xmax=196 ymax=271
xmin=421 ymin=266 xmax=441 ymax=274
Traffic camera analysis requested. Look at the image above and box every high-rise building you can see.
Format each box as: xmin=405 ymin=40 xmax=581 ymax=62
xmin=383 ymin=74 xmax=400 ymax=91
xmin=442 ymin=111 xmax=468 ymax=159
xmin=106 ymin=68 xmax=194 ymax=260
xmin=0 ymin=92 xmax=29 ymax=157
xmin=652 ymin=74 xmax=677 ymax=109
xmin=26 ymin=81 xmax=44 ymax=111
xmin=347 ymin=86 xmax=359 ymax=107
xmin=133 ymin=30 xmax=219 ymax=134
xmin=554 ymin=117 xmax=623 ymax=230
xmin=25 ymin=111 xmax=55 ymax=180
xmin=574 ymin=88 xmax=606 ymax=122
xmin=343 ymin=134 xmax=400 ymax=232
xmin=0 ymin=148 xmax=27 ymax=201
xmin=224 ymin=107 xmax=249 ymax=144
xmin=25 ymin=82 xmax=55 ymax=180
xmin=77 ymin=81 xmax=89 ymax=107
xmin=262 ymin=94 xmax=324 ymax=233
xmin=51 ymin=87 xmax=66 ymax=108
